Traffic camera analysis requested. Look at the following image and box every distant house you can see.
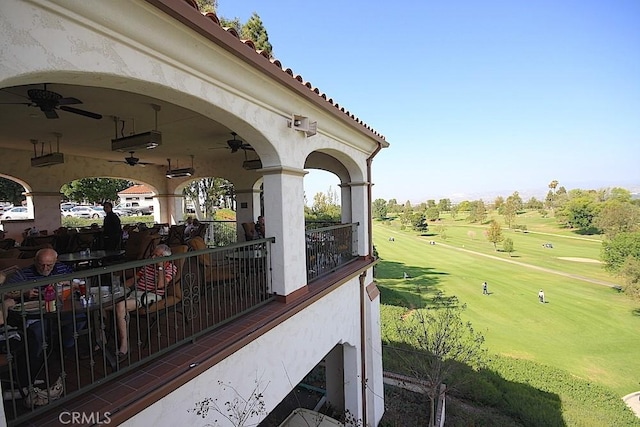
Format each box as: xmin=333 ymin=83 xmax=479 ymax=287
xmin=117 ymin=184 xmax=155 ymax=214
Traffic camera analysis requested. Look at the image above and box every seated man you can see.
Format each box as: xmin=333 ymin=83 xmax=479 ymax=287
xmin=5 ymin=248 xmax=77 ymax=405
xmin=113 ymin=244 xmax=177 ymax=361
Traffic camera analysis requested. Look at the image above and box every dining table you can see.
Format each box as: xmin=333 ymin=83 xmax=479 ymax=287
xmin=8 ymin=284 xmax=126 ymax=369
xmin=58 ymin=249 xmax=125 ymax=268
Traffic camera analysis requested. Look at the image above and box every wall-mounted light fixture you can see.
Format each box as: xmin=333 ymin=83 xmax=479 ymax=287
xmin=287 ymin=114 xmax=317 ymax=137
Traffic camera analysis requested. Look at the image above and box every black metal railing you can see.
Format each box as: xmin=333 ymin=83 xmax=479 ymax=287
xmin=305 ymin=223 xmax=358 ymax=282
xmin=0 ymin=238 xmax=273 ymax=425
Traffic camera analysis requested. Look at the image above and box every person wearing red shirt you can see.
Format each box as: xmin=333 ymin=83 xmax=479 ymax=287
xmin=113 ymin=244 xmax=177 ymax=361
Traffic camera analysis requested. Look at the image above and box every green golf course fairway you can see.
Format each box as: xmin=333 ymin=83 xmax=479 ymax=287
xmin=373 ymin=219 xmax=640 ymax=397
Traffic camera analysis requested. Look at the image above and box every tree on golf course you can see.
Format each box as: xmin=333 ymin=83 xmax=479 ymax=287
xmin=594 ymin=199 xmax=640 ymax=238
xmin=467 ymin=199 xmax=487 ymax=223
xmin=486 ymin=219 xmax=504 ymax=250
xmin=601 ymin=231 xmax=640 ymax=296
xmin=390 ymin=293 xmax=487 ymax=427
xmin=500 ymin=198 xmax=518 ymax=229
xmin=503 ymin=237 xmax=514 ymax=256
xmin=372 ymin=198 xmax=388 ymax=220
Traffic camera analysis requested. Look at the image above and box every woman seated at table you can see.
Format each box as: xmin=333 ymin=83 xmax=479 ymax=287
xmin=113 ymin=244 xmax=177 ymax=361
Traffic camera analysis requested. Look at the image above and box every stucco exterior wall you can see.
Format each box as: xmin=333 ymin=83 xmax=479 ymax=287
xmin=124 ymin=275 xmax=372 ymax=426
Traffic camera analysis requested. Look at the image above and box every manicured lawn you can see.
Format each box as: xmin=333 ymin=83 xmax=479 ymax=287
xmin=373 ymin=215 xmax=640 ymax=397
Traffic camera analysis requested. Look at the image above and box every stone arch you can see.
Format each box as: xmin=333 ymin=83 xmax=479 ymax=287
xmin=304 ymin=149 xmax=365 ymax=224
xmin=0 ymin=173 xmax=32 ymax=196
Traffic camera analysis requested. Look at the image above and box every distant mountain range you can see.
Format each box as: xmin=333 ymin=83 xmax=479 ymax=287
xmin=421 ymin=182 xmax=640 ymax=204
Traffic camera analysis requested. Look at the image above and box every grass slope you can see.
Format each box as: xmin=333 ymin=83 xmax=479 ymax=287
xmin=373 ymin=215 xmax=640 ymax=397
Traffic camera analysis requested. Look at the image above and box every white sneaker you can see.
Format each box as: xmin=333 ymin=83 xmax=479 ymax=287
xmin=23 ymin=377 xmax=64 ymax=407
xmin=23 ymin=387 xmax=47 ymax=407
xmin=48 ymin=376 xmax=64 ymax=400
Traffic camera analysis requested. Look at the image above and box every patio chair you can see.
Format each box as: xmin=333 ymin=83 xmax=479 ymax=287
xmin=21 ymin=234 xmax=57 ymax=249
xmin=0 ymin=239 xmax=16 ymax=250
xmin=187 ymin=237 xmax=235 ymax=287
xmin=242 ymin=222 xmax=258 ymax=241
xmin=67 ymin=231 xmax=99 ymax=253
xmin=17 ymin=243 xmax=54 ymax=260
xmin=166 ymin=224 xmax=186 ymax=246
xmin=122 ymin=230 xmax=161 ymax=262
xmin=193 ymin=222 xmax=208 ymax=239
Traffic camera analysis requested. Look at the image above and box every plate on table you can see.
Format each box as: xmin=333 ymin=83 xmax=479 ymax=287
xmin=11 ymin=300 xmax=45 ymax=312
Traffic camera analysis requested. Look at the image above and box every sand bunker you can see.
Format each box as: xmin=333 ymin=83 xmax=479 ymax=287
xmin=558 ymin=257 xmax=601 ymax=264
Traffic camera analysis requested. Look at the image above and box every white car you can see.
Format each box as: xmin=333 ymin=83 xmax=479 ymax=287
xmin=60 ymin=202 xmax=77 ymax=211
xmin=65 ymin=206 xmax=106 ymax=219
xmin=0 ymin=206 xmax=30 ymax=220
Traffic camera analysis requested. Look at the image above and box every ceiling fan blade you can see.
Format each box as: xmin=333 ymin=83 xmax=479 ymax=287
xmin=57 ymin=97 xmax=82 ymax=106
xmin=44 ymin=109 xmax=59 ymax=119
xmin=59 ymin=105 xmax=102 ymax=119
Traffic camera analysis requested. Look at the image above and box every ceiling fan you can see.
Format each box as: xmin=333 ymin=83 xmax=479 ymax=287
xmin=0 ymin=84 xmax=102 ymax=119
xmin=210 ymin=132 xmax=254 ymax=153
xmin=108 ymin=151 xmax=152 ymax=167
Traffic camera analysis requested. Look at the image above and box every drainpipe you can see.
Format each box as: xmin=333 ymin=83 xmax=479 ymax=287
xmin=360 ymin=142 xmax=382 ymax=426
xmin=359 ymin=271 xmax=368 ymax=426
xmin=366 ymin=142 xmax=383 ymax=258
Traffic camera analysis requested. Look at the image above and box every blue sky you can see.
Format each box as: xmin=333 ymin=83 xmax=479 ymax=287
xmin=219 ymin=1 xmax=640 ymax=203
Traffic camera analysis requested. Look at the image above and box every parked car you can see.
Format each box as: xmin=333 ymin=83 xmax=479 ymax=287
xmin=65 ymin=206 xmax=106 ymax=219
xmin=113 ymin=207 xmax=133 ymax=217
xmin=123 ymin=202 xmax=153 ymax=216
xmin=0 ymin=206 xmax=30 ymax=220
xmin=60 ymin=202 xmax=77 ymax=211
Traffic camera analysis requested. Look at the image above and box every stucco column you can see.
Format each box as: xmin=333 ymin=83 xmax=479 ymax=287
xmin=261 ymin=166 xmax=307 ymax=297
xmin=363 ymin=272 xmax=385 ymax=425
xmin=348 ymin=182 xmax=369 ymax=256
xmin=324 ymin=344 xmax=345 ymax=412
xmin=235 ymin=188 xmax=261 ymax=241
xmin=26 ymin=191 xmax=63 ymax=234
xmin=339 ymin=183 xmax=352 ymax=224
xmin=155 ymin=193 xmax=182 ymax=225
xmin=342 ymin=343 xmax=362 ymax=423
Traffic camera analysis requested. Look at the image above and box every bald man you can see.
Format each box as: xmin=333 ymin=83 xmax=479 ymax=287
xmin=6 ymin=248 xmax=78 ymax=401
